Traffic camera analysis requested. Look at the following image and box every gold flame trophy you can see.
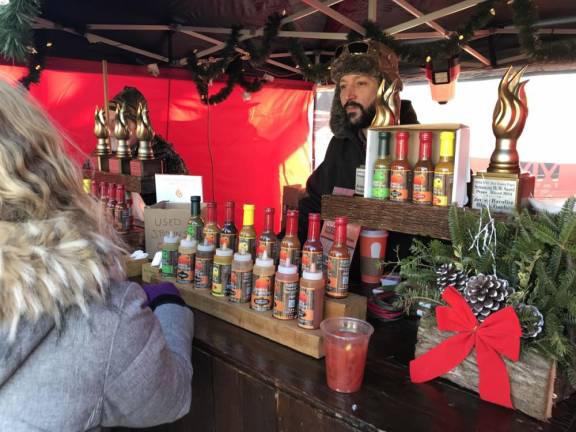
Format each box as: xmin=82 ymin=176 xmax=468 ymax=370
xmin=371 ymin=79 xmax=401 ymax=128
xmin=130 ymin=103 xmax=163 ymax=176
xmin=471 ymin=67 xmax=535 ymax=213
xmin=91 ymin=107 xmax=111 ymax=171
xmin=108 ymin=104 xmax=132 ymax=175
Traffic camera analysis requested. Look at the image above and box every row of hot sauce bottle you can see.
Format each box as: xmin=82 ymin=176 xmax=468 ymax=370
xmin=86 ymin=180 xmax=133 ymax=232
xmin=372 ymin=130 xmax=455 ymax=206
xmin=160 ymin=197 xmax=351 ymax=330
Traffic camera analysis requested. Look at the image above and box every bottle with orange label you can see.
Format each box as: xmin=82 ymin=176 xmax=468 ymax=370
xmin=212 ymin=246 xmax=232 ymax=296
xmin=433 ymin=131 xmax=455 ymax=207
xmin=177 ymin=235 xmax=196 ymax=284
xmin=301 ymin=213 xmax=322 ymax=274
xmin=297 ymin=267 xmax=325 ymax=329
xmin=273 ymin=262 xmax=299 ymax=320
xmin=229 ymin=252 xmax=253 ymax=303
xmin=220 ymin=201 xmax=238 ymax=251
xmin=257 ymin=207 xmax=278 ymax=263
xmin=113 ymin=184 xmax=130 ymax=233
xmin=238 ymin=204 xmax=257 ymax=260
xmin=412 ymin=131 xmax=434 ymax=205
xmin=251 ymin=251 xmax=275 ymax=311
xmin=279 ymin=209 xmax=301 ymax=268
xmin=390 ymin=131 xmax=412 ymax=202
xmin=326 ymin=216 xmax=350 ymax=298
xmin=203 ymin=201 xmax=220 ymax=247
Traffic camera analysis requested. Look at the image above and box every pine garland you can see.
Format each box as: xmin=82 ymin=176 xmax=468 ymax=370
xmin=0 ymin=0 xmax=40 ymax=62
xmin=397 ymin=199 xmax=576 ymax=382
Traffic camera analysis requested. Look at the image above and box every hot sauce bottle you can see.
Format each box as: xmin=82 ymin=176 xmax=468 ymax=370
xmin=257 ymin=207 xmax=278 ymax=263
xmin=372 ymin=131 xmax=391 ymax=200
xmin=326 ymin=216 xmax=350 ymax=298
xmin=433 ymin=131 xmax=455 ymax=207
xmin=279 ymin=209 xmax=301 ymax=268
xmin=220 ymin=200 xmax=238 ymax=251
xmin=203 ymin=201 xmax=220 ymax=247
xmin=301 ymin=213 xmax=323 ymax=274
xmin=238 ymin=204 xmax=257 ymax=260
xmin=187 ymin=196 xmax=204 ymax=243
xmin=114 ymin=184 xmax=130 ymax=233
xmin=106 ymin=183 xmax=117 ymax=221
xmin=99 ymin=182 xmax=109 ymax=214
xmin=412 ymin=131 xmax=434 ymax=205
xmin=390 ymin=132 xmax=412 ymax=202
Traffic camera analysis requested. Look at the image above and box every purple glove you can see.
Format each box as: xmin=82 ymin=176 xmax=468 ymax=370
xmin=142 ymin=282 xmax=185 ymax=310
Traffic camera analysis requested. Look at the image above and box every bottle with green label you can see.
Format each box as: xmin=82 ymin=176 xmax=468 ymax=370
xmin=433 ymin=131 xmax=455 ymax=207
xmin=372 ymin=131 xmax=391 ymax=199
xmin=187 ymin=196 xmax=204 ymax=243
xmin=161 ymin=231 xmax=179 ymax=281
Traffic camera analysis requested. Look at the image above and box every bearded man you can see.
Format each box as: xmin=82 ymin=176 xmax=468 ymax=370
xmin=298 ymin=40 xmax=418 ymax=242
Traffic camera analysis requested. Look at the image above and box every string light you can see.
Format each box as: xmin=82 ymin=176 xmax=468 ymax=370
xmin=426 ymin=55 xmax=432 ymax=63
xmin=46 ymin=41 xmax=53 ymax=47
xmin=489 ymin=8 xmax=496 ymax=16
xmin=34 ymin=64 xmax=41 ymax=70
xmin=458 ymin=34 xmax=464 ymax=41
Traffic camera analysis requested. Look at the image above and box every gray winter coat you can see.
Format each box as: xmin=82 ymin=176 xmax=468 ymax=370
xmin=0 ymin=280 xmax=194 ymax=431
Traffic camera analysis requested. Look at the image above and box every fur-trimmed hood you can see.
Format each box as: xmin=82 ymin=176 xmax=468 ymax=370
xmin=0 ymin=215 xmax=123 ymax=339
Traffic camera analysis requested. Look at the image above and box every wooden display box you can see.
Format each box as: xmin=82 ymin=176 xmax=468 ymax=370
xmin=415 ymin=319 xmax=574 ymax=421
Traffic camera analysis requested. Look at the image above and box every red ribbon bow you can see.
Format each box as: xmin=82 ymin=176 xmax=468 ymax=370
xmin=410 ymin=286 xmax=522 ymax=408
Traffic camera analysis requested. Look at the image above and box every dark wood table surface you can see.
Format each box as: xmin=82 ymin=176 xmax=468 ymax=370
xmin=193 ymin=309 xmax=576 ymax=432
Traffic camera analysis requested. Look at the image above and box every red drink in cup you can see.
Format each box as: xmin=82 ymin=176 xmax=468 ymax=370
xmin=320 ymin=317 xmax=374 ymax=393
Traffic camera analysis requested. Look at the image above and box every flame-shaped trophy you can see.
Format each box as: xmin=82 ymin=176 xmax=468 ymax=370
xmin=129 ymin=103 xmax=163 ymax=176
xmin=370 ymin=79 xmax=401 ymax=128
xmin=91 ymin=107 xmax=111 ymax=171
xmin=108 ymin=104 xmax=132 ymax=175
xmin=471 ymin=67 xmax=535 ymax=212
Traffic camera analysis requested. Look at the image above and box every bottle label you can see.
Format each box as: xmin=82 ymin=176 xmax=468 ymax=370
xmin=257 ymin=239 xmax=277 ymax=261
xmin=188 ymin=222 xmax=204 ymax=243
xmin=298 ymin=285 xmax=321 ymax=329
xmin=301 ymin=251 xmax=323 ymax=273
xmin=251 ymin=274 xmax=274 ymax=311
xmin=238 ymin=236 xmax=256 ymax=258
xmin=176 ymin=253 xmax=195 ymax=284
xmin=433 ymin=172 xmax=454 ymax=206
xmin=161 ymin=249 xmax=178 ymax=278
xmin=229 ymin=269 xmax=253 ymax=303
xmin=390 ymin=168 xmax=412 ymax=202
xmin=279 ymin=246 xmax=301 ymax=268
xmin=194 ymin=256 xmax=213 ymax=289
xmin=413 ymin=170 xmax=433 ymax=204
xmin=203 ymin=227 xmax=219 ymax=247
xmin=220 ymin=233 xmax=237 ymax=251
xmin=273 ymin=279 xmax=299 ymax=320
xmin=372 ymin=167 xmax=390 ymax=199
xmin=212 ymin=263 xmax=231 ymax=296
xmin=327 ymin=256 xmax=350 ymax=297
xmin=114 ymin=207 xmax=130 ymax=232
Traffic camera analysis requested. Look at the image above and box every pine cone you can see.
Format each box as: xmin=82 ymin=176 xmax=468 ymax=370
xmin=464 ymin=273 xmax=514 ymax=321
xmin=515 ymin=304 xmax=544 ymax=338
xmin=436 ymin=263 xmax=469 ymax=293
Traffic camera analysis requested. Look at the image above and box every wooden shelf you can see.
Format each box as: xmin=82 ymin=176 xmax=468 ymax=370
xmin=83 ymin=169 xmax=155 ymax=195
xmin=322 ymin=195 xmax=472 ymax=240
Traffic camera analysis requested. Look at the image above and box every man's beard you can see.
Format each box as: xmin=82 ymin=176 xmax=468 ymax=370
xmin=344 ymin=101 xmax=376 ymax=130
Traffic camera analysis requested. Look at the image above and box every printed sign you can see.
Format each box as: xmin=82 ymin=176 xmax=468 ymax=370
xmin=472 ymin=175 xmax=518 ymax=213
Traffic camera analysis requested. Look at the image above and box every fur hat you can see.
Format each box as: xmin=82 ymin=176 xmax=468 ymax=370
xmin=329 ymin=40 xmax=402 ymax=138
xmin=108 ymin=86 xmax=147 ymax=122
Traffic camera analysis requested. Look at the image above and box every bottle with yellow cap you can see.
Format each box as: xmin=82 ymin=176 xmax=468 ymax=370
xmin=433 ymin=131 xmax=455 ymax=207
xmin=238 ymin=204 xmax=257 ymax=260
xmin=82 ymin=178 xmax=92 ymax=194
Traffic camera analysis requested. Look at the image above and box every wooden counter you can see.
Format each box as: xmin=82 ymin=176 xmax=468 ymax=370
xmin=113 ymin=308 xmax=576 ymax=432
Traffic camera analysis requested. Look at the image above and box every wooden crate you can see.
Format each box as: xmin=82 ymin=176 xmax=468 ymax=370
xmin=415 ymin=320 xmax=572 ymax=421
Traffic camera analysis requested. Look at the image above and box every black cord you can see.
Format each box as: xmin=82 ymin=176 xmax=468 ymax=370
xmin=206 ymin=103 xmax=216 ymax=202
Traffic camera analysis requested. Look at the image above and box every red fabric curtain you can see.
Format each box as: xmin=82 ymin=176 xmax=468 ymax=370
xmin=0 ymin=60 xmax=313 ymax=232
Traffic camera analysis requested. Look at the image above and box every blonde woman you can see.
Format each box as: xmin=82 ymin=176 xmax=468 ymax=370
xmin=0 ymin=79 xmax=194 ymax=430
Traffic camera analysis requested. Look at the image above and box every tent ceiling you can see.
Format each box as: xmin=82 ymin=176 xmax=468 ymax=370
xmin=34 ymin=0 xmax=576 ymax=79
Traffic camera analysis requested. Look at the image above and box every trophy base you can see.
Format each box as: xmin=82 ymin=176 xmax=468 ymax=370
xmin=129 ymin=159 xmax=164 ymax=177
xmin=109 ymin=157 xmax=131 ymax=175
xmin=89 ymin=155 xmax=110 ymax=172
xmin=472 ymin=171 xmax=535 ymax=213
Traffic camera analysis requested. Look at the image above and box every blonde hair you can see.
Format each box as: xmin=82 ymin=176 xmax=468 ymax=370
xmin=0 ymin=78 xmax=126 ymax=315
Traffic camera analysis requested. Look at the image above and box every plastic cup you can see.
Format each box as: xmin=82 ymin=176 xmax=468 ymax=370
xmin=359 ymin=229 xmax=388 ymax=284
xmin=320 ymin=317 xmax=374 ymax=393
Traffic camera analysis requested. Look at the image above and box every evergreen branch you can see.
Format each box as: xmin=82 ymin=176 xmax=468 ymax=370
xmin=0 ymin=0 xmax=41 ymax=62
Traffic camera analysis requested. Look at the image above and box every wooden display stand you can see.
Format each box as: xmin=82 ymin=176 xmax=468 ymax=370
xmin=143 ymin=264 xmax=367 ymax=359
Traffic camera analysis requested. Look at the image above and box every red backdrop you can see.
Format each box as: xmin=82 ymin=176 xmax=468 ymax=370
xmin=0 ymin=60 xmax=314 ymax=232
